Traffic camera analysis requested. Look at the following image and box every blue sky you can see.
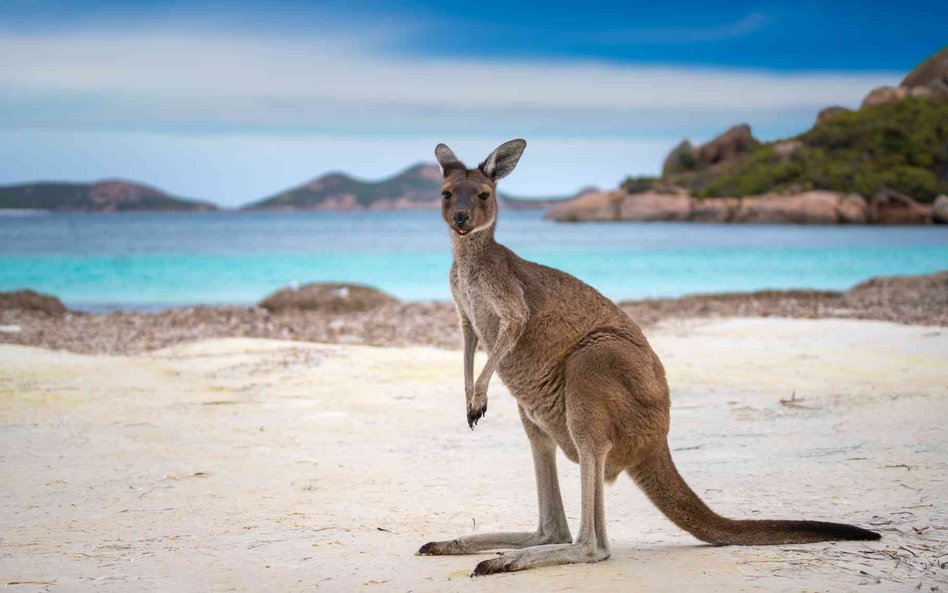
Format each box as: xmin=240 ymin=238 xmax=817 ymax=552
xmin=1 ymin=1 xmax=944 ymax=205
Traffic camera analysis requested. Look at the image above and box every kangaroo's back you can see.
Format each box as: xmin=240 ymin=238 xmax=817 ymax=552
xmin=501 ymin=246 xmax=651 ymax=366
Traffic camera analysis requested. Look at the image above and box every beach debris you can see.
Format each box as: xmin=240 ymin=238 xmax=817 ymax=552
xmin=2 ymin=272 xmax=946 ymax=355
xmin=779 ymin=391 xmax=820 ymax=409
xmin=883 ymin=464 xmax=913 ymax=471
xmin=163 ymin=471 xmax=210 ymax=480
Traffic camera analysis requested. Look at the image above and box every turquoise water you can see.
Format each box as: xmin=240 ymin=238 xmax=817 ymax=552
xmin=1 ymin=210 xmax=946 ymax=310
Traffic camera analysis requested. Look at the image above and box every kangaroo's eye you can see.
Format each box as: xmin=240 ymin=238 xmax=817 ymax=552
xmin=478 ymin=192 xmax=490 ymax=200
xmin=441 ymin=191 xmax=452 ymax=199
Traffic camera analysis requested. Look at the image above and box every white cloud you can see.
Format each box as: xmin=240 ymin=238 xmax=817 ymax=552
xmin=0 ymin=28 xmax=900 ymax=133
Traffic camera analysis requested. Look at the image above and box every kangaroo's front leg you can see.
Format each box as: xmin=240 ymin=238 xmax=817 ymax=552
xmin=467 ymin=283 xmax=527 ymax=427
xmin=417 ymin=408 xmax=571 ymax=555
xmin=458 ymin=312 xmax=482 ymax=428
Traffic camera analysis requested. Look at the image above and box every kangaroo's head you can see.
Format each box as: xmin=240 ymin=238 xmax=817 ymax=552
xmin=434 ymin=139 xmax=527 ymax=236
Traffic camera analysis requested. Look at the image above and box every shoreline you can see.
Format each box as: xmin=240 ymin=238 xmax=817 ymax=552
xmin=1 ymin=271 xmax=945 ymax=355
xmin=547 ymin=188 xmax=945 ymax=225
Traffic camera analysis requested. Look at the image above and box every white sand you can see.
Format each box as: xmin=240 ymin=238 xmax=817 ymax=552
xmin=1 ymin=317 xmax=946 ymax=592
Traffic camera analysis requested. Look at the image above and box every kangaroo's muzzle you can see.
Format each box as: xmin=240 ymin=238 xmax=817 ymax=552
xmin=452 ymin=211 xmax=471 ymax=233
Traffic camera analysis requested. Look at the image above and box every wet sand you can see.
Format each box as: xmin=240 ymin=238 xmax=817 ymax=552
xmin=1 ymin=317 xmax=946 ymax=592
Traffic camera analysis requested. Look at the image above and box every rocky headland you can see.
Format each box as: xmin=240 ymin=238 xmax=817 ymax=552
xmin=549 ymin=47 xmax=948 ymax=225
xmin=548 ymin=188 xmax=937 ymax=224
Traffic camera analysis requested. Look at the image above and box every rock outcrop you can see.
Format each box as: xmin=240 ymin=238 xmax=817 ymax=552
xmin=933 ymin=195 xmax=948 ymax=224
xmin=259 ymin=283 xmax=398 ymax=314
xmin=868 ymin=190 xmax=932 ymax=224
xmin=689 ymin=197 xmax=741 ymax=223
xmin=862 ymin=46 xmax=948 ymax=108
xmin=618 ymin=191 xmax=692 ymax=222
xmin=545 ymin=190 xmax=922 ymax=225
xmin=861 ymin=85 xmax=934 ymax=108
xmin=661 ymin=141 xmax=697 ymax=177
xmin=837 ymin=193 xmax=869 ymax=224
xmin=816 ymin=106 xmax=852 ymax=124
xmin=0 ymin=290 xmax=68 ymax=317
xmin=662 ymin=125 xmax=759 ymax=177
xmin=695 ymin=124 xmax=759 ymax=166
xmin=862 ymin=85 xmax=910 ymax=108
xmin=731 ymin=191 xmax=841 ymax=224
xmin=900 ymin=46 xmax=948 ymax=99
xmin=545 ymin=191 xmax=623 ymax=222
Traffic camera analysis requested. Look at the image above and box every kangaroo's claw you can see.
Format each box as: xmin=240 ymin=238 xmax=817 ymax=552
xmin=467 ymin=401 xmax=487 ymax=429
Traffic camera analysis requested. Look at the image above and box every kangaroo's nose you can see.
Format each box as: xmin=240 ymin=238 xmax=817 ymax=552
xmin=453 ymin=211 xmax=471 ymax=226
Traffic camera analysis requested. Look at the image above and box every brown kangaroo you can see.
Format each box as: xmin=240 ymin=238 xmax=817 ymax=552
xmin=417 ymin=139 xmax=879 ymax=577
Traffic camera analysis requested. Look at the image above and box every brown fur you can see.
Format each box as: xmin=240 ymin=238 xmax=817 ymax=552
xmin=418 ymin=140 xmax=879 ymax=577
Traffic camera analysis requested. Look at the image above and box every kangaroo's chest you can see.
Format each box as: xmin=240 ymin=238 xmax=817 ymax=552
xmin=452 ymin=261 xmax=572 ymax=445
xmin=453 ymin=268 xmax=501 ymax=349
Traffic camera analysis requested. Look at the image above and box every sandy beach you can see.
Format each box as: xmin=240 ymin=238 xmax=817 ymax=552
xmin=2 ymin=9 xmax=946 ymax=593
xmin=2 ymin=316 xmax=946 ymax=592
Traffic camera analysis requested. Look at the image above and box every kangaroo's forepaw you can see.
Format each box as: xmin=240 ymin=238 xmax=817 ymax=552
xmin=467 ymin=400 xmax=487 ymax=429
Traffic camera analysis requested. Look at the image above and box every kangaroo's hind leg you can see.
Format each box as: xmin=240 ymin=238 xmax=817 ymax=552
xmin=471 ymin=442 xmax=611 ymax=575
xmin=470 ymin=345 xmax=622 ymax=575
xmin=417 ymin=405 xmax=572 ymax=555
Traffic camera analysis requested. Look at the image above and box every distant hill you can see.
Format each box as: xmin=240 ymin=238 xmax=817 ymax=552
xmin=241 ymin=163 xmax=569 ymax=211
xmin=0 ymin=179 xmax=217 ymax=212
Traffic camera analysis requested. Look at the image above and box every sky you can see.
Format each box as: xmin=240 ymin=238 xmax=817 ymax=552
xmin=0 ymin=1 xmax=945 ymax=206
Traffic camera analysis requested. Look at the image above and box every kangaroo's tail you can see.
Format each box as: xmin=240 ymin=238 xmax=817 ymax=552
xmin=629 ymin=444 xmax=880 ymax=545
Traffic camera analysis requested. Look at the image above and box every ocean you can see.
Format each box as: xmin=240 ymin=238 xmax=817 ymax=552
xmin=1 ymin=210 xmax=946 ymax=310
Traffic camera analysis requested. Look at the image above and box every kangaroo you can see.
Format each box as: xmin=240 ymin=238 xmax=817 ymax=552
xmin=417 ymin=139 xmax=880 ymax=576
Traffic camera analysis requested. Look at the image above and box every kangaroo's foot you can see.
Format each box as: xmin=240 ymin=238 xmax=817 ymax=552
xmin=417 ymin=530 xmax=571 ymax=556
xmin=471 ymin=541 xmax=610 ymax=576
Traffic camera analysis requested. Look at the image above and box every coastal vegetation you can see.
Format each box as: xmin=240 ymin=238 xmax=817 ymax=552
xmin=664 ymin=98 xmax=948 ymax=202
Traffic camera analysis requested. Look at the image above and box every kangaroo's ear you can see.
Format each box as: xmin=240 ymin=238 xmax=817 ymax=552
xmin=480 ymin=139 xmax=527 ymax=181
xmin=435 ymin=143 xmax=464 ymax=176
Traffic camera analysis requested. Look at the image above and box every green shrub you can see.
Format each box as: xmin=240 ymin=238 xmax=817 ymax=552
xmin=620 ymin=176 xmax=658 ymax=194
